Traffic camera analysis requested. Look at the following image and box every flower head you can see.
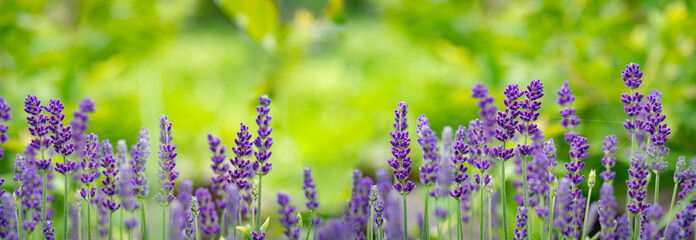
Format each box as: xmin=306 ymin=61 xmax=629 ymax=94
xmin=627 ymin=154 xmax=649 ymax=215
xmin=252 ymin=95 xmax=273 ymax=175
xmin=43 ymin=221 xmax=55 ymax=240
xmin=388 ymin=102 xmax=415 ymax=196
xmin=277 ymin=192 xmax=301 ymax=240
xmin=495 ymin=84 xmax=522 ymax=143
xmin=208 ymin=133 xmax=229 ymax=195
xmin=155 ymin=115 xmax=178 ymax=206
xmin=600 ymin=135 xmax=619 ymax=181
xmin=195 ymin=187 xmax=219 ymax=236
xmin=230 ymin=123 xmax=253 ymax=190
xmin=557 ymin=81 xmax=581 ymax=143
xmin=417 ymin=114 xmax=440 ymax=189
xmin=130 ymin=128 xmax=150 ymax=199
xmin=0 ymin=97 xmax=11 ymax=160
xmin=622 ymin=63 xmax=643 ymax=89
xmin=471 ymin=83 xmax=498 ymax=141
xmin=303 ymin=167 xmax=319 ymax=210
xmin=513 ymin=207 xmax=528 ymax=240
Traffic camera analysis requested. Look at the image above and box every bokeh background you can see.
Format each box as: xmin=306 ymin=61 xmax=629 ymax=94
xmin=1 ymin=0 xmax=696 ymax=238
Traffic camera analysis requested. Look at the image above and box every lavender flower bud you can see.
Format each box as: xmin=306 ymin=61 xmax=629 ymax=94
xmin=417 ymin=115 xmax=440 ymax=189
xmin=208 ymin=133 xmax=229 ymax=195
xmin=622 ymin=63 xmax=643 ymax=89
xmin=195 ymin=187 xmax=219 ymax=236
xmin=388 ymin=102 xmax=415 ymax=196
xmin=100 ymin=151 xmax=120 ymax=212
xmin=588 ymin=170 xmax=596 ymax=188
xmin=675 ymin=156 xmax=686 ymax=182
xmin=600 ymin=135 xmax=618 ymax=181
xmin=374 ymin=200 xmax=384 ymax=228
xmin=471 ymin=83 xmax=498 ymax=141
xmin=0 ymin=97 xmax=10 ymax=160
xmin=557 ymin=81 xmax=581 ymax=143
xmin=130 ymin=128 xmax=150 ymax=199
xmin=253 ymin=95 xmax=273 ymax=175
xmin=303 ymin=167 xmax=319 ymax=210
xmin=43 ymin=221 xmax=55 ymax=240
xmin=277 ymin=192 xmax=301 ymax=240
xmin=495 ymin=84 xmax=522 ymax=143
xmin=513 ymin=207 xmax=528 ymax=240
xmin=626 ymin=154 xmax=649 ymax=215
xmin=155 ymin=115 xmax=178 ymax=206
xmin=230 ymin=123 xmax=253 ymax=190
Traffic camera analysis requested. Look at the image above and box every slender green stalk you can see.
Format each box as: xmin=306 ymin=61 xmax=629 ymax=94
xmin=448 ymin=199 xmax=453 ymax=240
xmin=668 ymin=180 xmax=680 ymax=221
xmin=521 ymin=136 xmax=530 ymax=239
xmin=140 ymin=199 xmax=147 ymax=240
xmin=581 ymin=187 xmax=594 ymax=240
xmin=422 ymin=187 xmax=430 ymax=240
xmin=480 ymin=178 xmax=484 ymax=240
xmin=547 ymin=196 xmax=555 ymax=240
xmin=488 ymin=195 xmax=492 ymax=240
xmin=120 ymin=209 xmax=124 ymax=240
xmin=109 ymin=212 xmax=113 ymax=240
xmin=162 ymin=206 xmax=166 ymax=240
xmin=87 ymin=204 xmax=92 ymax=240
xmin=42 ymin=171 xmax=47 ymax=225
xmin=78 ymin=207 xmax=82 ymax=240
xmin=194 ymin=215 xmax=200 ymax=240
xmin=307 ymin=210 xmax=315 ymax=240
xmin=256 ymin=175 xmax=263 ymax=232
xmin=403 ymin=195 xmax=408 ymax=240
xmin=64 ymin=169 xmax=70 ymax=240
xmin=500 ymin=159 xmax=509 ymax=240
xmin=654 ymin=173 xmax=660 ymax=205
xmin=15 ymin=205 xmax=23 ymax=239
xmin=456 ymin=200 xmax=462 ymax=240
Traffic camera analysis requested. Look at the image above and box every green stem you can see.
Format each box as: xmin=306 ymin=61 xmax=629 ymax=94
xmin=488 ymin=195 xmax=492 ymax=240
xmin=194 ymin=215 xmax=200 ymax=240
xmin=581 ymin=187 xmax=593 ymax=240
xmin=456 ymin=200 xmax=462 ymax=240
xmin=668 ymin=180 xmax=680 ymax=222
xmin=548 ymin=196 xmax=555 ymax=240
xmin=480 ymin=178 xmax=484 ymax=240
xmin=403 ymin=195 xmax=408 ymax=240
xmin=422 ymin=186 xmax=429 ymax=240
xmin=64 ymin=171 xmax=69 ymax=240
xmin=522 ymin=136 xmax=530 ymax=239
xmin=15 ymin=205 xmax=23 ymax=239
xmin=87 ymin=203 xmax=92 ymax=240
xmin=162 ymin=206 xmax=166 ymax=240
xmin=448 ymin=199 xmax=453 ymax=240
xmin=120 ymin=209 xmax=124 ymax=240
xmin=500 ymin=159 xmax=509 ymax=240
xmin=42 ymin=171 xmax=47 ymax=224
xmin=256 ymin=175 xmax=263 ymax=232
xmin=306 ymin=210 xmax=314 ymax=240
xmin=140 ymin=199 xmax=147 ymax=240
xmin=109 ymin=212 xmax=113 ymax=240
xmin=654 ymin=173 xmax=660 ymax=205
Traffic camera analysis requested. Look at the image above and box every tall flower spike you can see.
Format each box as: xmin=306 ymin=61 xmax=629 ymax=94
xmin=47 ymin=99 xmax=74 ymax=158
xmin=557 ymin=81 xmax=581 ymax=143
xmin=230 ymin=123 xmax=253 ymax=190
xmin=303 ymin=168 xmax=319 ymax=211
xmin=252 ymin=95 xmax=273 ymax=175
xmin=565 ymin=136 xmax=589 ymax=187
xmin=100 ymin=148 xmax=120 ymax=212
xmin=0 ymin=97 xmax=11 ymax=160
xmin=417 ymin=114 xmax=440 ymax=192
xmin=517 ymin=79 xmax=544 ymax=140
xmin=277 ymin=192 xmax=301 ymax=240
xmin=622 ymin=63 xmax=643 ymax=89
xmin=130 ymin=128 xmax=151 ymax=199
xmin=450 ymin=125 xmax=470 ymax=200
xmin=70 ymin=98 xmax=96 ymax=158
xmin=626 ymin=154 xmax=649 ymax=215
xmin=24 ymin=94 xmax=51 ymax=170
xmin=388 ymin=102 xmax=415 ymax=196
xmin=600 ymin=135 xmax=619 ymax=182
xmin=620 ymin=63 xmax=645 ymax=138
xmin=195 ymin=187 xmax=220 ymax=236
xmin=208 ymin=134 xmax=229 ymax=195
xmin=79 ymin=133 xmax=100 ymax=202
xmin=471 ymin=83 xmax=498 ymax=142
xmin=644 ymin=91 xmax=670 ymax=174
xmin=155 ymin=115 xmax=178 ymax=206
xmin=513 ymin=207 xmax=528 ymax=240
xmin=495 ymin=84 xmax=522 ymax=144
xmin=597 ymin=183 xmax=617 ymax=240
xmin=435 ymin=126 xmax=455 ymax=199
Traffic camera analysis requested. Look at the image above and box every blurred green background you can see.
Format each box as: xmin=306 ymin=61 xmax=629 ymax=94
xmin=1 ymin=0 xmax=696 ymax=238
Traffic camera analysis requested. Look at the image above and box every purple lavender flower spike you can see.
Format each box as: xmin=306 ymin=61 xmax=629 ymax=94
xmin=195 ymin=187 xmax=220 ymax=236
xmin=450 ymin=125 xmax=470 ymax=200
xmin=600 ymin=135 xmax=619 ymax=182
xmin=517 ymin=79 xmax=543 ymax=140
xmin=79 ymin=133 xmax=100 ymax=203
xmin=553 ymin=178 xmax=574 ymax=238
xmin=640 ymin=204 xmax=662 ymax=240
xmin=0 ymin=179 xmax=4 ymax=196
xmin=622 ymin=63 xmax=644 ymax=89
xmin=0 ymin=97 xmax=11 ymax=160
xmin=417 ymin=114 xmax=440 ymax=192
xmin=557 ymin=81 xmax=581 ymax=143
xmin=100 ymin=150 xmax=121 ymax=212
xmin=155 ymin=115 xmax=178 ymax=207
xmin=495 ymin=84 xmax=522 ymax=144
xmin=303 ymin=168 xmax=319 ymax=211
xmin=24 ymin=95 xmax=52 ymax=170
xmin=253 ymin=95 xmax=273 ymax=176
xmin=388 ymin=102 xmax=415 ymax=196
xmin=278 ymin=192 xmax=301 ymax=240
xmin=47 ymin=99 xmax=75 ymax=158
xmin=347 ymin=172 xmax=373 ymax=239
xmin=118 ymin=141 xmax=139 ymax=213
xmin=70 ymin=98 xmax=96 ymax=158
xmin=643 ymin=91 xmax=671 ymax=175
xmin=597 ymin=183 xmax=617 ymax=240
xmin=43 ymin=221 xmax=55 ymax=240
xmin=565 ymin=136 xmax=589 ymax=187
xmin=626 ymin=154 xmax=649 ymax=215
xmin=435 ymin=126 xmax=454 ymax=199
xmin=615 ymin=214 xmax=631 ymax=240
xmin=130 ymin=128 xmax=150 ymax=199
xmin=230 ymin=123 xmax=253 ymax=190
xmin=666 ymin=204 xmax=695 ymax=239
xmin=208 ymin=133 xmax=229 ymax=196
xmin=471 ymin=83 xmax=498 ymax=142
xmin=0 ymin=192 xmax=19 ymax=239
xmin=224 ymin=184 xmax=241 ymax=232
xmin=513 ymin=207 xmax=528 ymax=240
xmin=675 ymin=156 xmax=686 ymax=183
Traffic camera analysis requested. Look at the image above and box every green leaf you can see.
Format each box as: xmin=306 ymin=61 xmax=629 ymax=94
xmin=214 ymin=0 xmax=279 ymax=48
xmin=236 ymin=226 xmax=253 ymax=240
xmin=260 ymin=217 xmax=270 ymax=233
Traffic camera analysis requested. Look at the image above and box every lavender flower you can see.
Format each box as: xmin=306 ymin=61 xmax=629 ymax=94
xmin=565 ymin=136 xmax=589 ymax=187
xmin=644 ymin=91 xmax=670 ymax=173
xmin=195 ymin=187 xmax=219 ymax=236
xmin=0 ymin=179 xmax=4 ymax=196
xmin=450 ymin=125 xmax=470 ymax=200
xmin=43 ymin=221 xmax=55 ymax=240
xmin=118 ymin=143 xmax=139 ymax=213
xmin=0 ymin=192 xmax=18 ymax=239
xmin=303 ymin=168 xmax=319 ymax=211
xmin=130 ymin=128 xmax=150 ymax=199
xmin=25 ymin=95 xmax=51 ymax=163
xmin=100 ymin=149 xmax=120 ymax=212
xmin=374 ymin=200 xmax=384 ymax=229
xmin=626 ymin=154 xmax=649 ymax=215
xmin=513 ymin=207 xmax=528 ymax=240
xmin=621 ymin=63 xmax=645 ymax=138
xmin=615 ymin=215 xmax=631 ymax=240
xmin=622 ymin=63 xmax=644 ymax=89
xmin=667 ymin=204 xmax=695 ymax=239
xmin=388 ymin=102 xmax=415 ymax=196
xmin=600 ymin=135 xmax=619 ymax=182
xmin=46 ymin=99 xmax=75 ymax=159
xmin=207 ymin=134 xmax=229 ymax=195
xmin=347 ymin=171 xmax=373 ymax=239
xmin=70 ymin=98 xmax=96 ymax=157
xmin=517 ymin=79 xmax=543 ymax=139
xmin=230 ymin=123 xmax=253 ymax=190
xmin=553 ymin=178 xmax=574 ymax=238
xmin=597 ymin=183 xmax=617 ymax=240
xmin=675 ymin=156 xmax=686 ymax=183
xmin=184 ymin=204 xmax=194 ymax=240
xmin=79 ymin=133 xmax=100 ymax=203
xmin=640 ymin=204 xmax=662 ymax=240
xmin=224 ymin=184 xmax=241 ymax=233
xmin=495 ymin=84 xmax=522 ymax=144
xmin=436 ymin=126 xmax=455 ymax=198
xmin=471 ymin=83 xmax=498 ymax=141
xmin=0 ymin=97 xmax=10 ymax=160
xmin=417 ymin=114 xmax=440 ymax=191
xmin=557 ymin=81 xmax=581 ymax=143
xmin=277 ymin=192 xmax=300 ymax=240
xmin=155 ymin=115 xmax=178 ymax=207
xmin=252 ymin=95 xmax=273 ymax=175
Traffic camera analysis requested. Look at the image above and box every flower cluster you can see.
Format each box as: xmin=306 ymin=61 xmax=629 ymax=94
xmin=277 ymin=192 xmax=300 ymax=240
xmin=627 ymin=154 xmax=650 ymax=215
xmin=252 ymin=95 xmax=273 ymax=175
xmin=471 ymin=83 xmax=498 ymax=141
xmin=207 ymin=134 xmax=229 ymax=195
xmin=100 ymin=147 xmax=120 ymax=212
xmin=417 ymin=114 xmax=440 ymax=190
xmin=230 ymin=123 xmax=253 ymax=190
xmin=449 ymin=125 xmax=470 ymax=199
xmin=130 ymin=128 xmax=151 ymax=199
xmin=388 ymin=102 xmax=415 ymax=196
xmin=557 ymin=81 xmax=581 ymax=143
xmin=155 ymin=115 xmax=179 ymax=206
xmin=70 ymin=98 xmax=96 ymax=157
xmin=600 ymin=135 xmax=619 ymax=182
xmin=0 ymin=97 xmax=11 ymax=160
xmin=621 ymin=63 xmax=645 ymax=136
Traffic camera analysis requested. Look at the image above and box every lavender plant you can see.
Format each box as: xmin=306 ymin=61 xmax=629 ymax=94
xmin=130 ymin=128 xmax=151 ymax=239
xmin=416 ymin=114 xmax=439 ymax=240
xmin=450 ymin=125 xmax=470 ymax=240
xmin=557 ymin=81 xmax=581 ymax=143
xmin=517 ymin=79 xmax=544 ymax=237
xmin=387 ymin=102 xmax=414 ymax=240
xmin=24 ymin=95 xmax=52 ymax=226
xmin=253 ymin=95 xmax=274 ymax=232
xmin=100 ymin=144 xmax=120 ymax=240
xmin=155 ymin=115 xmax=179 ymax=238
xmin=79 ymin=133 xmax=100 ymax=240
xmin=278 ymin=192 xmax=300 ymax=240
xmin=303 ymin=167 xmax=319 ymax=240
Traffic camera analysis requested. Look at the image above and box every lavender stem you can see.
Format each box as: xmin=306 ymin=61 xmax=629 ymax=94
xmin=456 ymin=199 xmax=462 ymax=240
xmin=500 ymin=156 xmax=509 ymax=240
xmin=581 ymin=186 xmax=594 ymax=240
xmin=256 ymin=175 xmax=263 ymax=232
xmin=667 ymin=180 xmax=680 ymax=222
xmin=403 ymin=195 xmax=408 ymax=240
xmin=653 ymin=173 xmax=660 ymax=205
xmin=87 ymin=202 xmax=92 ymax=240
xmin=547 ymin=195 xmax=555 ymax=240
xmin=306 ymin=210 xmax=314 ymax=240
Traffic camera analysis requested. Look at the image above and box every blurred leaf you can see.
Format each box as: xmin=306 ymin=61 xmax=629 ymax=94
xmin=260 ymin=216 xmax=270 ymax=233
xmin=325 ymin=0 xmax=345 ymax=23
xmin=236 ymin=226 xmax=253 ymax=240
xmin=214 ymin=0 xmax=279 ymax=49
